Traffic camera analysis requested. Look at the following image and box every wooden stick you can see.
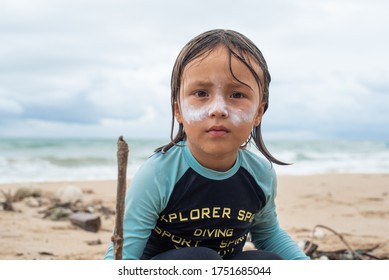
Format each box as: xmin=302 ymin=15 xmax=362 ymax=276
xmin=112 ymin=136 xmax=129 ymax=260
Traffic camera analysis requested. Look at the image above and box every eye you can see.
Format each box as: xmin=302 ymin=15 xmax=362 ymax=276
xmin=194 ymin=90 xmax=208 ymax=98
xmin=230 ymin=92 xmax=245 ymax=99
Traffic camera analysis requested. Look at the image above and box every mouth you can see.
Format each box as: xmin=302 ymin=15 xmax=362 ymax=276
xmin=206 ymin=125 xmax=230 ymax=137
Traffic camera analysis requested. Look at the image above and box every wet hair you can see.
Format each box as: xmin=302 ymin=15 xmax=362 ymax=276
xmin=155 ymin=29 xmax=287 ymax=165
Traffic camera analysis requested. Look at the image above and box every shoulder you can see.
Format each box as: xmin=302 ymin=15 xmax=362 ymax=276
xmin=128 ymin=144 xmax=190 ymax=211
xmin=239 ymin=148 xmax=277 ymax=198
xmin=132 ymin=143 xmax=189 ymax=189
xmin=240 ymin=148 xmax=276 ymax=177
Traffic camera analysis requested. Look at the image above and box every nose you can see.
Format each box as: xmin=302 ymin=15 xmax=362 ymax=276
xmin=208 ymin=95 xmax=229 ymax=118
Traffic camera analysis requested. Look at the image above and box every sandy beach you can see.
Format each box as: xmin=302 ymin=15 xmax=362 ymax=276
xmin=1 ymin=173 xmax=388 ymax=260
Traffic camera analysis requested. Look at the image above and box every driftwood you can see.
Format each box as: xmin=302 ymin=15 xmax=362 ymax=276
xmin=112 ymin=136 xmax=129 ymax=260
xmin=70 ymin=212 xmax=101 ymax=232
xmin=305 ymin=224 xmax=358 ymax=258
xmin=304 ymin=224 xmax=386 ymax=260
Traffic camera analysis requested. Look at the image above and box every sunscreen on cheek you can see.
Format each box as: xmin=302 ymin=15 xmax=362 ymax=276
xmin=180 ymin=101 xmax=209 ymax=123
xmin=229 ymin=105 xmax=257 ymax=126
xmin=180 ymin=98 xmax=258 ymax=125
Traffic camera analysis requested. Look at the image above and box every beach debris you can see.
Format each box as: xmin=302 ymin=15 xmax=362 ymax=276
xmin=2 ymin=181 xmax=112 ymax=234
xmin=1 ymin=187 xmax=49 ymax=211
xmin=40 ymin=206 xmax=73 ymax=221
xmin=54 ymin=185 xmax=83 ymax=204
xmin=39 ymin=251 xmax=55 ymax=256
xmin=70 ymin=212 xmax=101 ymax=232
xmin=14 ymin=187 xmax=50 ymax=208
xmin=1 ymin=190 xmax=14 ymax=211
xmin=86 ymin=239 xmax=102 ymax=246
xmin=312 ymin=228 xmax=327 ymax=239
xmin=97 ymin=205 xmax=115 ymax=219
xmin=37 ymin=194 xmax=109 ymax=232
xmin=303 ymin=224 xmax=386 ymax=260
xmin=13 ymin=187 xmax=42 ymax=201
xmin=112 ymin=136 xmax=129 ymax=260
xmin=304 ymin=241 xmax=383 ymax=260
xmin=25 ymin=197 xmax=41 ymax=207
xmin=298 ymin=240 xmax=318 ymax=256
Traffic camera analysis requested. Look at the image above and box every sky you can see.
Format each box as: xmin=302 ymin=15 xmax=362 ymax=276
xmin=0 ymin=0 xmax=388 ymax=140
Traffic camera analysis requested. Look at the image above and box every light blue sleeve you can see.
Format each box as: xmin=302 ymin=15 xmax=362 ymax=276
xmin=243 ymin=152 xmax=309 ymax=260
xmin=104 ymin=152 xmax=180 ymax=260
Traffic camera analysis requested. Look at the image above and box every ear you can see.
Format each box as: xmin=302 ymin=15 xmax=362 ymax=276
xmin=174 ymin=101 xmax=183 ymax=124
xmin=253 ymin=102 xmax=265 ymax=127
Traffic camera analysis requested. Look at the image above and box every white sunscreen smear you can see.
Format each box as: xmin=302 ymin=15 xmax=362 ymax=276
xmin=181 ymin=95 xmax=257 ymax=125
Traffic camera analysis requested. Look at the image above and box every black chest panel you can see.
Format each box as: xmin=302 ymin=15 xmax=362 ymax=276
xmin=141 ymin=167 xmax=266 ymax=259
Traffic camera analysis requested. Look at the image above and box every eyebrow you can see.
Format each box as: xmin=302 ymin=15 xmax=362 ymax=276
xmin=186 ymin=80 xmax=213 ymax=88
xmin=185 ymin=79 xmax=253 ymax=90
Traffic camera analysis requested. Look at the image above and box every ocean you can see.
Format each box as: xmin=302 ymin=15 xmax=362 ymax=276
xmin=0 ymin=138 xmax=388 ymax=183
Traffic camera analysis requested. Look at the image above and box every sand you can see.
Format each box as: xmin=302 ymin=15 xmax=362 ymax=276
xmin=0 ymin=174 xmax=388 ymax=260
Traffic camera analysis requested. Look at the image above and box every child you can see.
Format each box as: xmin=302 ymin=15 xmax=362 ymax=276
xmin=104 ymin=29 xmax=309 ymax=260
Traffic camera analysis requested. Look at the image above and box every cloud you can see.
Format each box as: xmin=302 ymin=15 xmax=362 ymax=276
xmin=0 ymin=96 xmax=24 ymax=120
xmin=22 ymin=93 xmax=99 ymax=124
xmin=0 ymin=0 xmax=388 ymax=139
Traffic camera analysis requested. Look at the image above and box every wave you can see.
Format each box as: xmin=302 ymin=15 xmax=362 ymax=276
xmin=1 ymin=138 xmax=388 ymax=183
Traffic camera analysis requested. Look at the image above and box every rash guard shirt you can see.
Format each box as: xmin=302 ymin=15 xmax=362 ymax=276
xmin=104 ymin=142 xmax=309 ymax=260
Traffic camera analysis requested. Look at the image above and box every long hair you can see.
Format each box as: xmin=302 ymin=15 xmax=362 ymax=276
xmin=155 ymin=29 xmax=287 ymax=165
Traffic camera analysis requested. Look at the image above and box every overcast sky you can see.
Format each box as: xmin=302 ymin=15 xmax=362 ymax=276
xmin=1 ymin=0 xmax=388 ymax=140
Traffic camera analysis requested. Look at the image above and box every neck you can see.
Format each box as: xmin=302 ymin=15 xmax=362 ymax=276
xmin=187 ymin=142 xmax=238 ymax=172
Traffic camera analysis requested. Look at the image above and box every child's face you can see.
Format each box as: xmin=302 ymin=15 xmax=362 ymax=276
xmin=175 ymin=46 xmax=265 ymax=171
